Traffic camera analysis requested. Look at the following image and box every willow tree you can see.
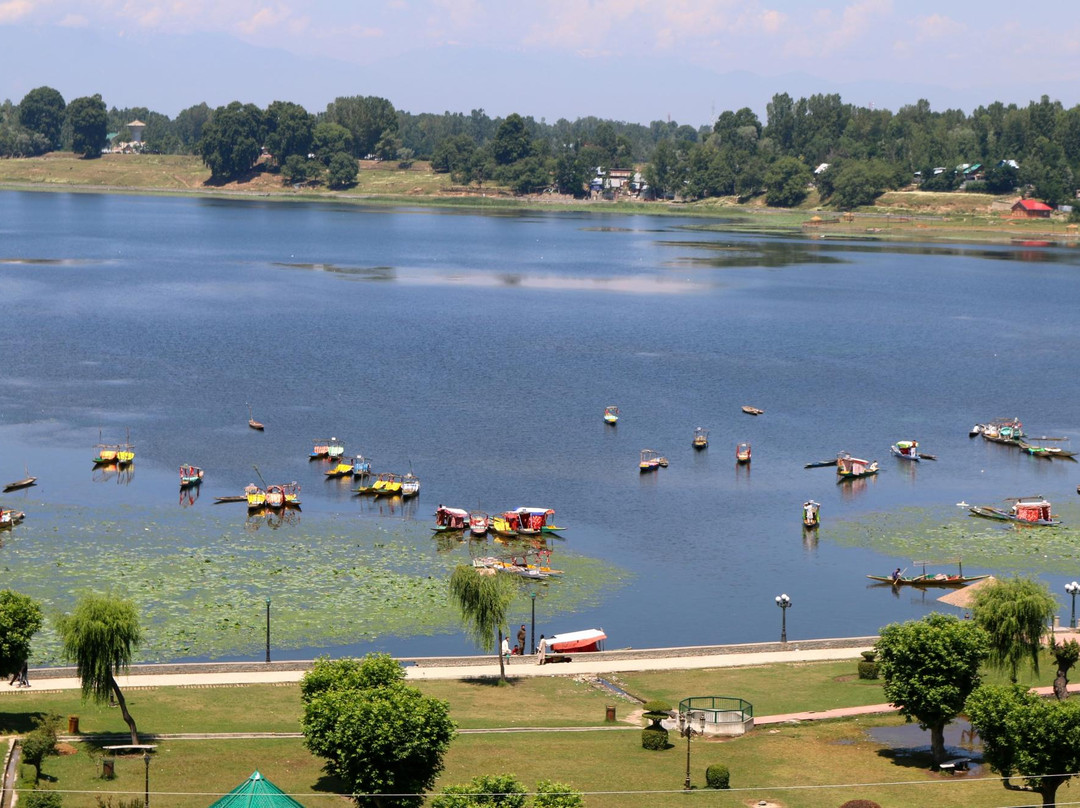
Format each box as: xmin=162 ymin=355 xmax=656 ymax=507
xmin=972 ymin=577 xmax=1056 ymax=682
xmin=449 ymin=565 xmax=516 ymax=681
xmin=57 ymin=594 xmax=142 ymax=743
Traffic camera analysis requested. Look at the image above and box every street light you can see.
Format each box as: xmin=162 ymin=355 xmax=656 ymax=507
xmin=775 ymin=593 xmax=792 ymax=643
xmin=265 ymin=598 xmax=271 ymax=663
xmin=680 ymin=710 xmax=704 ymax=790
xmin=143 ymin=751 xmax=151 ymax=808
xmin=1067 ymin=582 xmax=1080 ymax=629
xmin=530 ymin=591 xmax=537 ymax=654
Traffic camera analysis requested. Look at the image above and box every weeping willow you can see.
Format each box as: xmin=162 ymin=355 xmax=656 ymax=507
xmin=971 ymin=577 xmax=1057 ymax=682
xmin=448 ymin=565 xmax=516 ymax=680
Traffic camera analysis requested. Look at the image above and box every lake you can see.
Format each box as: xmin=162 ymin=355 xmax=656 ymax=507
xmin=2 ymin=190 xmax=1080 ymax=663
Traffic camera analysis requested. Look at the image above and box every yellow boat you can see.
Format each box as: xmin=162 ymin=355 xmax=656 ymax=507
xmin=245 ymin=484 xmax=266 ymax=510
xmin=325 ymin=461 xmax=353 ymax=478
xmin=604 ymin=405 xmax=619 ymax=424
xmin=375 ymin=473 xmax=403 ymax=497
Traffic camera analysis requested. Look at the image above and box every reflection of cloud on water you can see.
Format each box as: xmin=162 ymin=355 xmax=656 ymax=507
xmin=397 ymin=272 xmax=709 ymax=294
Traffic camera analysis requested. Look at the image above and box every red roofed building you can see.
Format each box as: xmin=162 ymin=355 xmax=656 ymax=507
xmin=1012 ymin=198 xmax=1053 ymax=218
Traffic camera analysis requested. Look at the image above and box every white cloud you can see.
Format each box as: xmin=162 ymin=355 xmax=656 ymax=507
xmin=58 ymin=13 xmax=88 ymax=27
xmin=914 ymin=13 xmax=963 ymax=41
xmin=823 ymin=0 xmax=893 ymax=53
xmin=0 ymin=0 xmax=33 ymax=24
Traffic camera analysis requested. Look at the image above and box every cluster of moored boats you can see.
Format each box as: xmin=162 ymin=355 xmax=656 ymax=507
xmin=472 ymin=548 xmax=563 ymax=580
xmin=434 ymin=505 xmax=564 ymax=538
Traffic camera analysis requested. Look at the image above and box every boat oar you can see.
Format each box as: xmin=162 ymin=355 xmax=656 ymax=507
xmin=918 ymin=453 xmax=937 ymax=461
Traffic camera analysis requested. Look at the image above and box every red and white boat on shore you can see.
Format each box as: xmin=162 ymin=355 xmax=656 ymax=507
xmin=547 ymin=629 xmax=606 ymax=653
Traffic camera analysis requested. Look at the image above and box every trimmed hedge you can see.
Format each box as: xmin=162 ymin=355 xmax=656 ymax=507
xmin=857 ymin=660 xmax=879 ymax=680
xmin=641 ymin=727 xmax=669 ymax=750
xmin=705 ymin=763 xmax=730 ymax=789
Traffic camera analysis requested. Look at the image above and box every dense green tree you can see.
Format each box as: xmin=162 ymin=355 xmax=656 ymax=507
xmin=432 ymin=774 xmax=527 ymax=808
xmin=18 ymin=86 xmax=66 ymax=150
xmin=325 ymin=95 xmax=398 ymax=158
xmin=504 ymin=155 xmax=551 ymax=194
xmin=67 ymin=94 xmax=107 ymax=158
xmin=173 ymin=102 xmax=212 ymax=151
xmin=21 ymin=713 xmax=62 ymax=783
xmin=983 ymin=163 xmax=1019 ymax=194
xmin=829 ymin=159 xmax=901 ymax=209
xmin=643 ymin=139 xmax=680 ymax=199
xmin=765 ymin=92 xmax=796 ymax=152
xmin=0 ymin=589 xmax=43 ymax=678
xmin=431 ymin=133 xmax=476 ymax=175
xmin=327 ymin=152 xmax=358 ymax=189
xmin=373 ymin=129 xmax=401 ymax=161
xmin=264 ymin=101 xmax=313 ymax=166
xmin=281 ymin=154 xmax=320 ymax=185
xmin=449 ymin=565 xmax=517 ymax=681
xmin=553 ymin=150 xmax=588 ymax=197
xmin=57 ymin=594 xmax=142 ymax=743
xmin=967 ymin=683 xmax=1080 ymax=806
xmin=491 ymin=113 xmax=533 ymax=165
xmin=197 ymin=102 xmax=265 ymax=182
xmin=971 ymin=577 xmax=1056 ymax=682
xmin=764 ymin=156 xmax=812 ymax=207
xmin=875 ymin=612 xmax=989 ymax=763
xmin=301 ymin=654 xmax=455 ymax=808
xmin=311 ymin=122 xmax=353 ymax=165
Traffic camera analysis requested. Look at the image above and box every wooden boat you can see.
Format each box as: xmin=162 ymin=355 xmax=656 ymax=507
xmin=0 ymin=507 xmax=26 ymax=529
xmin=603 ymin=405 xmax=619 ymax=425
xmin=433 ymin=505 xmax=469 ymax=532
xmin=512 ymin=507 xmax=557 ymax=535
xmin=310 ymin=440 xmax=331 ymax=459
xmin=969 ymin=424 xmax=984 ymax=438
xmin=265 ymin=484 xmax=286 ymax=510
xmin=836 ymin=453 xmax=878 ymax=481
xmin=325 ymin=438 xmax=345 ymax=460
xmin=352 ymin=455 xmax=372 ymax=477
xmin=1017 ymin=440 xmax=1077 ymax=460
xmin=981 ymin=417 xmax=1024 ymax=446
xmin=325 ymin=461 xmax=354 ymax=478
xmin=868 ymin=559 xmax=988 ymax=588
xmin=890 ymin=440 xmax=920 ymax=461
xmin=248 ymin=405 xmax=264 ymax=431
xmin=692 ymin=427 xmax=709 ymax=450
xmin=214 ymin=495 xmax=248 ymax=504
xmin=547 ymin=629 xmax=606 ymax=653
xmin=116 ymin=433 xmax=135 ymax=466
xmin=969 ymin=497 xmax=1059 ymax=526
xmin=802 ymin=500 xmax=820 ymax=528
xmin=657 ymin=456 xmax=669 ymax=467
xmin=179 ymin=465 xmax=204 ymax=488
xmin=473 ymin=556 xmax=548 ymax=579
xmin=374 ymin=473 xmax=403 ymax=497
xmin=742 ymin=405 xmax=764 ymax=416
xmin=93 ymin=445 xmax=119 ymax=465
xmin=469 ymin=510 xmax=490 ymax=536
xmin=473 ymin=550 xmax=563 ymax=578
xmin=245 ymin=484 xmax=266 ymax=510
xmin=490 ymin=511 xmax=521 ymax=537
xmin=735 ymin=442 xmax=751 ymax=464
xmin=639 ymin=449 xmax=661 ymax=473
xmin=3 ymin=470 xmax=36 ymax=492
xmin=401 ymin=472 xmax=420 ymax=498
xmin=282 ymin=482 xmax=302 ymax=508
xmin=804 ymin=458 xmax=838 ymax=469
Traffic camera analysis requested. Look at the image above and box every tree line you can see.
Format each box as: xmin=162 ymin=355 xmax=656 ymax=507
xmin=3 ymin=85 xmax=1079 ymax=206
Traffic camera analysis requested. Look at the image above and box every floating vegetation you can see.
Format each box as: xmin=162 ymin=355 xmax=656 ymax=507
xmin=2 ymin=504 xmax=626 ymax=665
xmin=826 ymin=503 xmax=1080 ymax=574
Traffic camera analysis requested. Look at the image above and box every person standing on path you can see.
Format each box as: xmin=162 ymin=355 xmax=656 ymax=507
xmin=536 ymin=634 xmax=547 ymax=665
xmin=517 ymin=624 xmax=527 ymax=655
xmin=501 ymin=636 xmax=511 ymax=664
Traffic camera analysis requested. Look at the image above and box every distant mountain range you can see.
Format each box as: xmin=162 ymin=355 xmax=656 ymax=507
xmin=3 ymin=25 xmax=1077 ymax=126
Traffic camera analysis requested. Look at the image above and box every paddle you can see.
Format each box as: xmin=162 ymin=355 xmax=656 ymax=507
xmin=892 ymin=567 xmax=907 ymax=586
xmin=918 ymin=453 xmax=937 ymax=460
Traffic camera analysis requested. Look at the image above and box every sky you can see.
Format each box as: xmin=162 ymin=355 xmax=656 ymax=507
xmin=2 ymin=0 xmax=1079 ymax=125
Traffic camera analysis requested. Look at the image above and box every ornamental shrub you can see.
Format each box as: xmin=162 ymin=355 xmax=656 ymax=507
xmin=705 ymin=763 xmax=730 ymax=789
xmin=838 ymin=801 xmax=882 ymax=808
xmin=641 ymin=726 xmax=668 ymax=750
xmin=857 ymin=660 xmax=880 ymax=679
xmin=642 ymin=700 xmax=672 ymax=726
xmin=24 ymin=791 xmax=62 ymax=808
xmin=861 ymin=650 xmax=877 ymax=662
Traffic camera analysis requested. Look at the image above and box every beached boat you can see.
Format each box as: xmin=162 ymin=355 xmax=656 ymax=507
xmin=352 ymin=455 xmax=372 ymax=477
xmin=282 ymin=481 xmax=302 ymax=508
xmin=434 ymin=505 xmax=469 ymax=532
xmin=3 ymin=470 xmax=36 ymax=492
xmin=0 ymin=507 xmax=26 ymax=529
xmin=469 ymin=510 xmax=490 ymax=536
xmin=735 ymin=442 xmax=751 ymax=464
xmin=742 ymin=405 xmax=764 ymax=415
xmin=248 ymin=405 xmax=264 ymax=431
xmin=692 ymin=427 xmax=709 ymax=450
xmin=890 ymin=440 xmax=920 ymax=461
xmin=547 ymin=629 xmax=606 ymax=653
xmin=179 ymin=465 xmax=204 ymax=488
xmin=472 ymin=556 xmax=548 ymax=579
xmin=603 ymin=405 xmax=619 ymax=425
xmin=836 ymin=453 xmax=878 ymax=481
xmin=265 ymin=484 xmax=286 ymax=509
xmin=473 ymin=550 xmax=563 ymax=578
xmin=639 ymin=449 xmax=661 ymax=473
xmin=325 ymin=461 xmax=354 ymax=478
xmin=969 ymin=497 xmax=1059 ymax=526
xmin=867 ymin=559 xmax=988 ymax=588
xmin=401 ymin=472 xmax=420 ymax=498
xmin=245 ymin=484 xmax=266 ymax=510
xmin=802 ymin=500 xmax=820 ymax=528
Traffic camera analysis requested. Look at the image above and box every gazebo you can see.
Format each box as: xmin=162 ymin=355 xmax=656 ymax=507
xmin=208 ymin=771 xmax=306 ymax=808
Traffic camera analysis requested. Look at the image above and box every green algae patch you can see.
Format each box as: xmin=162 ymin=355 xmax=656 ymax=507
xmin=0 ymin=504 xmax=626 ymax=664
xmin=826 ymin=502 xmax=1080 ymax=573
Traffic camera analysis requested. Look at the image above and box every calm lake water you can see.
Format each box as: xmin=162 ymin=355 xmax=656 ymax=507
xmin=2 ymin=190 xmax=1080 ymax=663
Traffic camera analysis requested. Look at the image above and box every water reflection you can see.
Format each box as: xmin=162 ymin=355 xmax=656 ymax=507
xmin=867 ymin=718 xmax=981 ymax=762
xmin=658 ymin=239 xmax=845 ymax=268
xmin=244 ymin=507 xmax=300 ymax=531
xmin=838 ymin=475 xmax=877 ymax=499
xmin=179 ymin=486 xmax=201 ymax=508
xmin=92 ymin=463 xmax=134 ymax=485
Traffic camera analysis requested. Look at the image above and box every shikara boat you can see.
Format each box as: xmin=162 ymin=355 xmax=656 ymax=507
xmin=890 ymin=440 xmax=920 ymax=461
xmin=433 ymin=505 xmax=469 ymax=532
xmin=1017 ymin=440 xmax=1077 ymax=460
xmin=969 ymin=497 xmax=1059 ymax=526
xmin=248 ymin=405 xmax=264 ymax=431
xmin=310 ymin=440 xmax=331 ymax=459
xmin=981 ymin=417 xmax=1024 ymax=446
xmin=742 ymin=405 xmax=764 ymax=416
xmin=352 ymin=455 xmax=372 ymax=477
xmin=490 ymin=511 xmax=522 ymax=537
xmin=265 ymin=485 xmax=286 ymax=509
xmin=603 ymin=405 xmax=619 ymax=425
xmin=3 ymin=470 xmax=36 ymax=492
xmin=836 ymin=453 xmax=878 ymax=481
xmin=802 ymin=500 xmax=820 ymax=528
xmin=804 ymin=458 xmax=838 ymax=469
xmin=868 ymin=559 xmax=988 ymax=588
xmin=0 ymin=507 xmax=26 ymax=529
xmin=692 ymin=427 xmax=709 ymax=450
xmin=325 ymin=438 xmax=345 ymax=460
xmin=93 ymin=445 xmax=119 ymax=465
xmin=116 ymin=434 xmax=135 ymax=466
xmin=245 ymin=484 xmax=266 ymax=510
xmin=282 ymin=482 xmax=302 ymax=508
xmin=325 ymin=461 xmax=354 ymax=478
xmin=639 ymin=449 xmax=661 ymax=473
xmin=401 ymin=472 xmax=420 ymax=498
xmin=469 ymin=510 xmax=490 ymax=536
xmin=735 ymin=442 xmax=751 ymax=464
xmin=179 ymin=465 xmax=204 ymax=488
xmin=374 ymin=473 xmax=403 ymax=497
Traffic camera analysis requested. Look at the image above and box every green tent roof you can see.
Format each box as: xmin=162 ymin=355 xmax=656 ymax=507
xmin=207 ymin=771 xmax=306 ymax=808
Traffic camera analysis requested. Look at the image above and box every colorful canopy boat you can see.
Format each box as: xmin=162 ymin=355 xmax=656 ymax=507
xmin=265 ymin=484 xmax=286 ymax=509
xmin=92 ymin=444 xmax=119 ymax=465
xmin=735 ymin=442 xmax=751 ymax=464
xmin=836 ymin=452 xmax=878 ymax=481
xmin=433 ymin=505 xmax=469 ymax=532
xmin=692 ymin=427 xmax=709 ymax=450
xmin=469 ymin=510 xmax=490 ymax=536
xmin=547 ymin=629 xmax=606 ymax=653
xmin=352 ymin=454 xmax=373 ymax=477
xmin=981 ymin=417 xmax=1024 ymax=445
xmin=473 ymin=550 xmax=562 ymax=579
xmin=802 ymin=500 xmax=820 ymax=528
xmin=603 ymin=405 xmax=619 ymax=425
xmin=639 ymin=449 xmax=661 ymax=473
xmin=325 ymin=460 xmax=354 ymax=478
xmin=179 ymin=465 xmax=204 ymax=488
xmin=325 ymin=438 xmax=345 ymax=460
xmin=969 ymin=497 xmax=1060 ymax=526
xmin=374 ymin=473 xmax=403 ymax=497
xmin=0 ymin=507 xmax=26 ymax=529
xmin=309 ymin=440 xmax=331 ymax=459
xmin=490 ymin=511 xmax=522 ymax=537
xmin=510 ymin=506 xmax=561 ymax=534
xmin=282 ymin=481 xmax=301 ymax=508
xmin=245 ymin=484 xmax=266 ymax=510
xmin=401 ymin=472 xmax=420 ymax=498
xmin=867 ymin=559 xmax=988 ymax=588
xmin=890 ymin=440 xmax=920 ymax=461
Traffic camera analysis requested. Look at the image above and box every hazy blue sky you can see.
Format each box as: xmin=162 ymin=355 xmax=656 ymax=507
xmin=2 ymin=1 xmax=1078 ymax=124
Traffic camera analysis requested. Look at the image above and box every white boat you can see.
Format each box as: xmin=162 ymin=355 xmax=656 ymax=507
xmin=890 ymin=440 xmax=920 ymax=461
xmin=401 ymin=472 xmax=420 ymax=498
xmin=547 ymin=629 xmax=606 ymax=653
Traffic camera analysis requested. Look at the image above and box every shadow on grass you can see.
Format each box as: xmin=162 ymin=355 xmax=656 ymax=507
xmin=459 ymin=676 xmax=521 ymax=688
xmin=0 ymin=709 xmax=50 ymax=734
xmin=310 ymin=772 xmax=349 ymax=795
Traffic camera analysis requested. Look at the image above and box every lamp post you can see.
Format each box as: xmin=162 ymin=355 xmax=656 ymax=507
xmin=265 ymin=598 xmax=271 ymax=663
xmin=530 ymin=591 xmax=537 ymax=654
xmin=1067 ymin=582 xmax=1080 ymax=629
xmin=680 ymin=710 xmax=703 ymax=790
xmin=143 ymin=751 xmax=150 ymax=808
xmin=775 ymin=593 xmax=792 ymax=643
